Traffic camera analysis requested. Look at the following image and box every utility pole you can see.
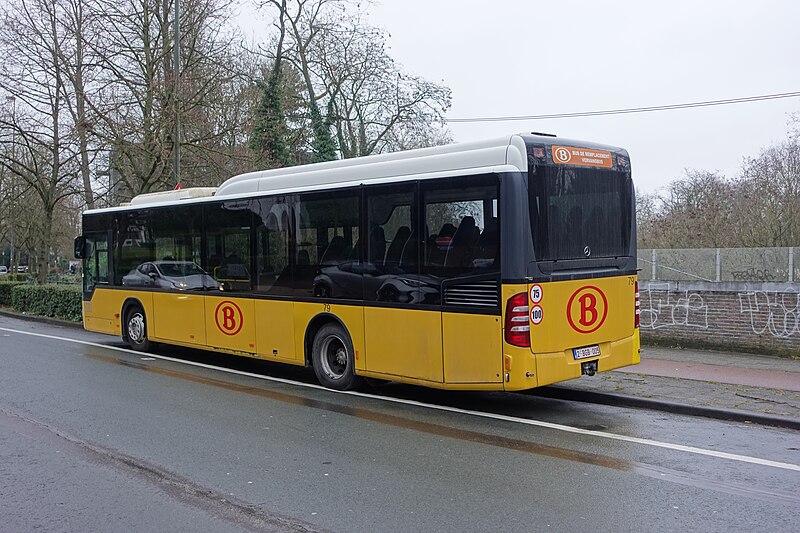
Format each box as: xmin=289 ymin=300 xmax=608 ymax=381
xmin=173 ymin=0 xmax=181 ymax=188
xmin=5 ymin=96 xmax=16 ymax=272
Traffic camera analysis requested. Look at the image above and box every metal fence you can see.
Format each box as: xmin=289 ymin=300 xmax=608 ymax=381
xmin=637 ymin=247 xmax=799 ymax=283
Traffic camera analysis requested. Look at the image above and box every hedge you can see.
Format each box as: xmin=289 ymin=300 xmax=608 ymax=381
xmin=2 ymin=274 xmax=30 ymax=283
xmin=0 ymin=282 xmax=26 ymax=306
xmin=11 ymin=284 xmax=83 ymax=322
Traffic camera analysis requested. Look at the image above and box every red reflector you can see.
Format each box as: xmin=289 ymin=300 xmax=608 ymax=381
xmin=505 ymin=292 xmax=530 ymax=347
xmin=634 ymin=281 xmax=640 ymax=328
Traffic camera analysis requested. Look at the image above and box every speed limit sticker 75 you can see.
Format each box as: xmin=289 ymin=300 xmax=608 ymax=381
xmin=530 ymin=284 xmax=543 ymax=303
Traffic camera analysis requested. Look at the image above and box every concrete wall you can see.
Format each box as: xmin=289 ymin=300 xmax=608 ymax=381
xmin=639 ymin=281 xmax=800 ymax=357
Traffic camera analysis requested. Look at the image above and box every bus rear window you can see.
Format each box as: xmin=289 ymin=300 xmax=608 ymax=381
xmin=529 ymin=166 xmax=632 ymax=261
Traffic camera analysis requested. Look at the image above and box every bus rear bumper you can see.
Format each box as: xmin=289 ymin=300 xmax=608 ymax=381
xmin=507 ymin=330 xmax=640 ymax=390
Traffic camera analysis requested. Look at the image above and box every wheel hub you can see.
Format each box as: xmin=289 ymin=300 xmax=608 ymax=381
xmin=128 ymin=314 xmax=145 ymax=343
xmin=320 ymin=335 xmax=347 ymax=379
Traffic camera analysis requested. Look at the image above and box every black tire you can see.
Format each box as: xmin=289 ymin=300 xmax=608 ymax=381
xmin=311 ymin=323 xmax=362 ymax=391
xmin=124 ymin=305 xmax=151 ymax=352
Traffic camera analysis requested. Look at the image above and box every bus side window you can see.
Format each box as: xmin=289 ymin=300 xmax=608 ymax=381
xmin=295 ymin=191 xmax=360 ymax=300
xmin=421 ymin=175 xmax=500 ymax=290
xmin=204 ymin=201 xmax=253 ymax=292
xmin=254 ymin=197 xmax=291 ymax=296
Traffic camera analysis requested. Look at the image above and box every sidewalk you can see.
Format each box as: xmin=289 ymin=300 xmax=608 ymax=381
xmin=545 ymin=345 xmax=800 ymax=429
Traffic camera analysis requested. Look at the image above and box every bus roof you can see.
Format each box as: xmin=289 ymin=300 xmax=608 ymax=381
xmin=86 ymin=133 xmax=626 ymax=214
xmin=212 ymin=134 xmax=529 ymax=197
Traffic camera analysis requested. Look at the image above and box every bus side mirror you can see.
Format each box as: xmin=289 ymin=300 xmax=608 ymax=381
xmin=74 ymin=236 xmax=86 ymax=259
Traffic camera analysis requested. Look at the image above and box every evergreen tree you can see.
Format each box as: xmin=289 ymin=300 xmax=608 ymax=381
xmin=249 ymin=63 xmax=292 ymax=168
xmin=309 ymin=98 xmax=338 ymax=163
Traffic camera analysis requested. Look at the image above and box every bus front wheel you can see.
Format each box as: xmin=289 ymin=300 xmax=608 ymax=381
xmin=311 ymin=323 xmax=362 ymax=391
xmin=125 ymin=306 xmax=151 ymax=352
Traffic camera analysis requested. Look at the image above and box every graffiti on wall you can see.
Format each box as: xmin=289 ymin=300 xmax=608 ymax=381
xmin=730 ymin=267 xmax=776 ymax=282
xmin=639 ymin=283 xmax=709 ymax=330
xmin=738 ymin=290 xmax=800 ymax=338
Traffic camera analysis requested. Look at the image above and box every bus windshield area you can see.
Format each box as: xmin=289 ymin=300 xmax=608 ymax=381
xmin=529 ymin=165 xmax=632 ymax=261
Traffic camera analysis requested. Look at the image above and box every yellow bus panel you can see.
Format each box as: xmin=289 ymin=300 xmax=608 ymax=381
xmin=204 ymin=296 xmax=256 ymax=354
xmin=152 ymin=292 xmax=206 ymax=346
xmin=255 ymin=300 xmax=298 ymax=363
xmin=83 ymin=288 xmax=155 ymax=337
xmin=533 ymin=334 xmax=639 ymax=386
xmin=528 ymin=275 xmax=635 ymax=355
xmin=364 ymin=307 xmax=443 ymax=383
xmin=442 ymin=312 xmax=502 ymax=384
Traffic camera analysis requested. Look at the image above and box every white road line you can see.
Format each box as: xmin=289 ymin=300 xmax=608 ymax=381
xmin=2 ymin=325 xmax=799 ymax=473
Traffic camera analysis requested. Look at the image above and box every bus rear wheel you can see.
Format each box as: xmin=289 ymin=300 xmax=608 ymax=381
xmin=311 ymin=323 xmax=362 ymax=391
xmin=125 ymin=305 xmax=150 ymax=352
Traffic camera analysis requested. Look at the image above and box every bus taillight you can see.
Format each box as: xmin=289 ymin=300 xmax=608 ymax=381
xmin=634 ymin=281 xmax=640 ymax=328
xmin=505 ymin=293 xmax=530 ymax=347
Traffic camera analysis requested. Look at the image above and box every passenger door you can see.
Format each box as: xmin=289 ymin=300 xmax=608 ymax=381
xmin=363 ymin=183 xmax=444 ymax=383
xmin=203 ymin=200 xmax=256 ymax=353
xmin=423 ymin=175 xmax=503 ymax=384
xmin=144 ymin=206 xmax=206 ymax=345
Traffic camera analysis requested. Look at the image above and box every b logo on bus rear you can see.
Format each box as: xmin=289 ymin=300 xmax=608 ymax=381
xmin=566 ymin=286 xmax=608 ymax=334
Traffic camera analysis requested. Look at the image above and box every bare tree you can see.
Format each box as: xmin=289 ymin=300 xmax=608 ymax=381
xmin=257 ymin=0 xmax=452 ymax=162
xmin=0 ymin=0 xmax=82 ymax=282
xmin=57 ymin=0 xmax=101 ymax=209
xmin=637 ymin=115 xmax=800 ymax=250
xmin=318 ymin=19 xmax=451 ymax=158
xmin=734 ymin=134 xmax=800 ymax=247
xmin=83 ymin=0 xmax=252 ymax=200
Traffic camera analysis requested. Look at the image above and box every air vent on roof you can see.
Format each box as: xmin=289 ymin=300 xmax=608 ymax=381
xmin=129 ymin=187 xmax=217 ymax=206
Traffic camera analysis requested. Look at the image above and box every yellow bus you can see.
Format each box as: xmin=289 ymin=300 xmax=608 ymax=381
xmin=75 ymin=133 xmax=640 ymax=391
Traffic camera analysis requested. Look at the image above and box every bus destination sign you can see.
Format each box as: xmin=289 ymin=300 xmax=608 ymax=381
xmin=551 ymin=146 xmax=613 ymax=168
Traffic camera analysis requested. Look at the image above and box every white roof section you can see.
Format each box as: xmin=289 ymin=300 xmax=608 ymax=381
xmin=90 ymin=135 xmax=529 ymax=214
xmin=214 ymin=135 xmax=528 ymax=197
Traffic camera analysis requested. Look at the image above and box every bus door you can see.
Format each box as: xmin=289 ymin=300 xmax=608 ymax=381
xmin=363 ymin=183 xmax=444 ymax=383
xmin=82 ymin=231 xmax=111 ymax=298
xmin=427 ymin=177 xmax=503 ymax=384
xmin=202 ymin=200 xmax=257 ymax=354
xmin=80 ymin=230 xmax=116 ymax=334
xmin=143 ymin=206 xmax=206 ymax=346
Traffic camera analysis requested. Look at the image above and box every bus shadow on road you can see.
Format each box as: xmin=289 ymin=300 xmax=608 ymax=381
xmin=106 ymin=340 xmax=616 ymax=429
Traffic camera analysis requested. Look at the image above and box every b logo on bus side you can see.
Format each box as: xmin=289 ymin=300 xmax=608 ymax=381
xmin=566 ymin=286 xmax=608 ymax=334
xmin=215 ymin=300 xmax=243 ymax=336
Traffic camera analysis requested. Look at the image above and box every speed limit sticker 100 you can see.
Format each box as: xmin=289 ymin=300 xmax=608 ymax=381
xmin=530 ymin=305 xmax=543 ymax=325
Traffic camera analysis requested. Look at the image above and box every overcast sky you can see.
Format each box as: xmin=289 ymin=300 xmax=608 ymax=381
xmin=239 ymin=0 xmax=800 ymax=193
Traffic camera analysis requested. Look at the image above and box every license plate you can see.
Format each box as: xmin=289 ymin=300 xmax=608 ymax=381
xmin=573 ymin=344 xmax=600 ymax=360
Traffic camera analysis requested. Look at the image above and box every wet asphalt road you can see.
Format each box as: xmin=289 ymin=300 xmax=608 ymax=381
xmin=0 ymin=316 xmax=798 ymax=532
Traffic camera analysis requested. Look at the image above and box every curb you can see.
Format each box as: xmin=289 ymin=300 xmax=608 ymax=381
xmin=0 ymin=309 xmax=83 ymax=330
xmin=532 ymin=386 xmax=800 ymax=431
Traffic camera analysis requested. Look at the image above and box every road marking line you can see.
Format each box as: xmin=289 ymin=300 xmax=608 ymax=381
xmin=2 ymin=326 xmax=798 ymax=472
